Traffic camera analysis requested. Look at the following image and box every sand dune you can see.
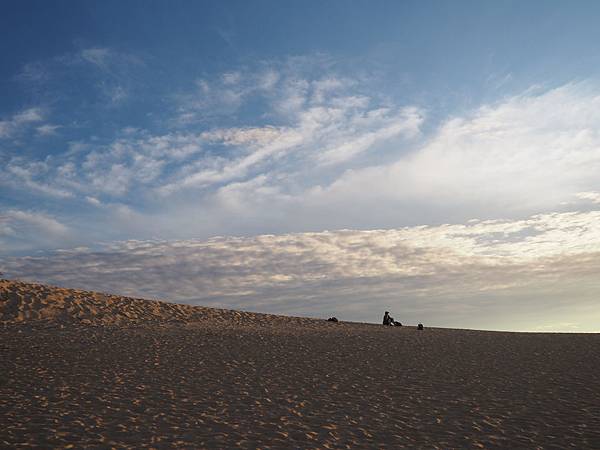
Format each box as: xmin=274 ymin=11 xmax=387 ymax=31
xmin=0 ymin=279 xmax=315 ymax=329
xmin=1 ymin=279 xmax=599 ymax=448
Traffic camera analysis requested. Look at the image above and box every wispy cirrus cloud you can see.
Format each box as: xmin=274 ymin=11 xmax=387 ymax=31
xmin=3 ymin=63 xmax=423 ymax=205
xmin=161 ymin=68 xmax=423 ymax=193
xmin=0 ymin=107 xmax=44 ymax=139
xmin=13 ymin=47 xmax=143 ymax=110
xmin=80 ymin=48 xmax=113 ymax=69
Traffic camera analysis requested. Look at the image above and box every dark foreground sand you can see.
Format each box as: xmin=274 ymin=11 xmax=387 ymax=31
xmin=1 ymin=280 xmax=599 ymax=449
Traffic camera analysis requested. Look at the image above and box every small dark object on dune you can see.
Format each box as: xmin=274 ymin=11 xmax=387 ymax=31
xmin=394 ymin=322 xmax=402 ymax=327
xmin=417 ymin=323 xmax=424 ymax=330
xmin=327 ymin=317 xmax=339 ymax=322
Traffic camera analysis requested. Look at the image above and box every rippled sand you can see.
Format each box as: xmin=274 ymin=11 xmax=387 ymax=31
xmin=1 ymin=279 xmax=599 ymax=448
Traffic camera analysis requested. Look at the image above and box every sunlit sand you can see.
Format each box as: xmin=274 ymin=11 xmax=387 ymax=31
xmin=1 ymin=279 xmax=598 ymax=448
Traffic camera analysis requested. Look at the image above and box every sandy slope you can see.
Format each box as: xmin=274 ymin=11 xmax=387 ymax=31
xmin=1 ymin=279 xmax=599 ymax=449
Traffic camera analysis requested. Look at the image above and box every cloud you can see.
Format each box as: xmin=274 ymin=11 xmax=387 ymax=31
xmin=172 ymin=61 xmax=353 ymax=125
xmin=14 ymin=47 xmax=142 ymax=111
xmin=201 ymin=126 xmax=284 ymax=146
xmin=2 ymin=159 xmax=75 ymax=198
xmin=221 ymin=71 xmax=242 ymax=85
xmin=6 ymin=210 xmax=68 ymax=235
xmin=75 ymin=49 xmax=141 ymax=105
xmin=3 ymin=209 xmax=600 ymax=331
xmin=2 ymin=130 xmax=205 ymax=199
xmin=296 ymin=83 xmax=600 ymax=225
xmin=316 ymin=106 xmax=423 ymax=166
xmin=162 ymin=71 xmax=423 ymax=193
xmin=0 ymin=107 xmax=44 ymax=139
xmin=107 ymin=85 xmax=128 ymax=105
xmin=85 ymin=196 xmax=102 ymax=206
xmin=0 ymin=210 xmax=70 ymax=253
xmin=5 ymin=66 xmax=423 ymax=203
xmin=7 ymin=77 xmax=600 ymax=245
xmin=80 ymin=48 xmax=113 ymax=69
xmin=575 ymin=191 xmax=600 ymax=204
xmin=149 ymin=82 xmax=600 ymax=240
xmin=158 ymin=126 xmax=305 ymax=193
xmin=163 ymin=80 xmax=600 ymax=232
xmin=15 ymin=61 xmax=49 ymax=83
xmin=5 ymin=55 xmax=600 ymax=282
xmin=36 ymin=124 xmax=61 ymax=136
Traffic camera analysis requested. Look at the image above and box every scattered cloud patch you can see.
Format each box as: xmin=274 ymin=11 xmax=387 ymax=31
xmin=2 ymin=131 xmax=205 ymax=199
xmin=3 ymin=159 xmax=75 ymax=198
xmin=575 ymin=191 xmax=600 ymax=204
xmin=16 ymin=61 xmax=49 ymax=83
xmin=0 ymin=107 xmax=44 ymax=139
xmin=80 ymin=48 xmax=113 ymax=69
xmin=36 ymin=124 xmax=61 ymax=136
xmin=85 ymin=196 xmax=102 ymax=206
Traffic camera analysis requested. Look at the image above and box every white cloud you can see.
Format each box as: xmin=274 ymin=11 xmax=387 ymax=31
xmin=257 ymin=70 xmax=280 ymax=90
xmin=107 ymin=85 xmax=128 ymax=105
xmin=85 ymin=196 xmax=102 ymax=206
xmin=5 ymin=62 xmax=600 ymax=267
xmin=159 ymin=126 xmax=305 ymax=193
xmin=16 ymin=61 xmax=48 ymax=83
xmin=575 ymin=191 xmax=600 ymax=204
xmin=3 ymin=209 xmax=599 ymax=331
xmin=6 ymin=210 xmax=69 ymax=236
xmin=14 ymin=108 xmax=44 ymax=123
xmin=3 ymin=159 xmax=74 ymax=198
xmin=317 ymin=106 xmax=423 ymax=165
xmin=221 ymin=71 xmax=241 ymax=85
xmin=201 ymin=126 xmax=284 ymax=146
xmin=0 ymin=107 xmax=44 ymax=139
xmin=0 ymin=210 xmax=71 ymax=253
xmin=298 ymin=83 xmax=600 ymax=225
xmin=36 ymin=124 xmax=61 ymax=136
xmin=67 ymin=48 xmax=141 ymax=105
xmin=3 ymin=131 xmax=205 ymax=199
xmin=80 ymin=48 xmax=113 ymax=69
xmin=161 ymin=72 xmax=423 ymax=194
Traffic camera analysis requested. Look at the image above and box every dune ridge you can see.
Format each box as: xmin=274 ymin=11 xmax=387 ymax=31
xmin=0 ymin=279 xmax=316 ymax=328
xmin=2 ymin=279 xmax=600 ymax=448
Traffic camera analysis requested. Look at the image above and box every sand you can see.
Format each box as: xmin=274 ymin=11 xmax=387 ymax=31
xmin=1 ymin=279 xmax=599 ymax=448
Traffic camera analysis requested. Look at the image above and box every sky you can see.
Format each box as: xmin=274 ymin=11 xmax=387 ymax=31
xmin=2 ymin=0 xmax=600 ymax=331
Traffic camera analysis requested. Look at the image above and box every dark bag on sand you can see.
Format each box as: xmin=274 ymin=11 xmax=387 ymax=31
xmin=327 ymin=317 xmax=339 ymax=322
xmin=394 ymin=321 xmax=402 ymax=327
xmin=417 ymin=323 xmax=424 ymax=330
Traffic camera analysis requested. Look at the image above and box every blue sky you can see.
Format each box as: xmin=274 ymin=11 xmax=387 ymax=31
xmin=2 ymin=1 xmax=600 ymax=331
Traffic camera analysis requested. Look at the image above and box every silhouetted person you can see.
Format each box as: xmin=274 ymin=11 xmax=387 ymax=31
xmin=383 ymin=311 xmax=391 ymax=325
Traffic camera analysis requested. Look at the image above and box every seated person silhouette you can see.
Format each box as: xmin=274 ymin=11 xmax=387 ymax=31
xmin=383 ymin=311 xmax=402 ymax=326
xmin=383 ymin=311 xmax=393 ymax=325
